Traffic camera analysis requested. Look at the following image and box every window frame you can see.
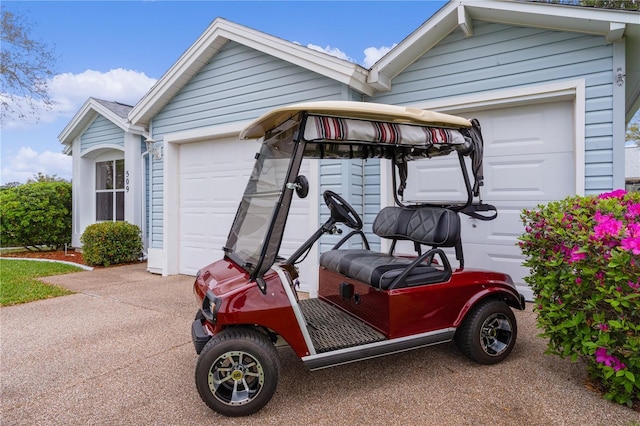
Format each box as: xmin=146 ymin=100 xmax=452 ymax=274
xmin=95 ymin=159 xmax=125 ymax=221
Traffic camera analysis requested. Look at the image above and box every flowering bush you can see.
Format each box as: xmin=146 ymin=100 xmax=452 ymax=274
xmin=519 ymin=190 xmax=640 ymax=406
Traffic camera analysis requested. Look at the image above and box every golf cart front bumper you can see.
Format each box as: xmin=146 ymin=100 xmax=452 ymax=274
xmin=191 ymin=310 xmax=212 ymax=354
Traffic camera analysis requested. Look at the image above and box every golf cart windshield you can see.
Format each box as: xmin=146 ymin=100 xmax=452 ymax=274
xmin=226 ymin=101 xmax=484 ymax=285
xmin=224 ymin=114 xmax=304 ymax=280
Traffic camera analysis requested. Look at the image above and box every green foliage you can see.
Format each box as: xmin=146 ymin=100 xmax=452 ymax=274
xmin=0 ymin=259 xmax=78 ymax=306
xmin=519 ymin=190 xmax=640 ymax=406
xmin=80 ymin=222 xmax=142 ymax=267
xmin=0 ymin=181 xmax=72 ymax=249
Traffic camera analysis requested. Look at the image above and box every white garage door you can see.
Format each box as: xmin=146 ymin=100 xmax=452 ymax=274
xmin=404 ymin=101 xmax=575 ymax=300
xmin=178 ymin=137 xmax=316 ymax=293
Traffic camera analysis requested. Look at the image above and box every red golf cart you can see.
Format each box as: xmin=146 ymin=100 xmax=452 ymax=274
xmin=191 ymin=101 xmax=525 ymax=417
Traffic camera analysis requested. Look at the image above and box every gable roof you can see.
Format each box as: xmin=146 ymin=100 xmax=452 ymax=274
xmin=369 ymin=0 xmax=640 ymax=118
xmin=58 ymin=97 xmax=146 ymax=152
xmin=128 ymin=18 xmax=371 ymax=126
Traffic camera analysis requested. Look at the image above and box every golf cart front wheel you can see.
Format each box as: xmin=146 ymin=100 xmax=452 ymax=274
xmin=454 ymin=299 xmax=517 ymax=365
xmin=195 ymin=327 xmax=280 ymax=417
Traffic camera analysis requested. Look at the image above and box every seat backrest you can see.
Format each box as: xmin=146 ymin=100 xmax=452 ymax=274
xmin=373 ymin=206 xmax=460 ymax=247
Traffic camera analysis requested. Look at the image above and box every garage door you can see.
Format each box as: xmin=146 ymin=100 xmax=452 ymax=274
xmin=404 ymin=101 xmax=575 ymax=300
xmin=178 ymin=137 xmax=316 ymax=293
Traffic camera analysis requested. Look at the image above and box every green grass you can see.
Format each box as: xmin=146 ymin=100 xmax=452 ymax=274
xmin=0 ymin=259 xmax=82 ymax=306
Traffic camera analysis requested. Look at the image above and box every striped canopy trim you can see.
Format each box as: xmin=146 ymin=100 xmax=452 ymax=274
xmin=303 ymin=115 xmax=467 ymax=146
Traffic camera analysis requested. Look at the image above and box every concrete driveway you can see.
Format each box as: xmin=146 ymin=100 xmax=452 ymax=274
xmin=1 ymin=263 xmax=638 ymax=425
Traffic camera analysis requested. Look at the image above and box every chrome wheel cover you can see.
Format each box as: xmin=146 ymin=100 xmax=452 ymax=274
xmin=480 ymin=313 xmax=513 ymax=357
xmin=208 ymin=350 xmax=265 ymax=406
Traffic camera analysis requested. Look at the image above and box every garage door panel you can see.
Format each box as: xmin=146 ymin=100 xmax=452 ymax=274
xmin=461 ymin=204 xmax=526 ymax=246
xmin=404 ymin=157 xmax=467 ymax=202
xmin=476 ymin=101 xmax=573 ymax=156
xmin=483 ymin=152 xmax=575 ymax=201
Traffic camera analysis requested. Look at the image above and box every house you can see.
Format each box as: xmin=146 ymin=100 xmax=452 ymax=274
xmin=60 ymin=0 xmax=640 ymax=300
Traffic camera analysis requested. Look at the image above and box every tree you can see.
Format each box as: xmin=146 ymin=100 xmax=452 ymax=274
xmin=0 ymin=8 xmax=56 ymax=124
xmin=628 ymin=119 xmax=640 ymax=147
xmin=26 ymin=172 xmax=68 ymax=183
xmin=531 ymin=0 xmax=639 ymax=10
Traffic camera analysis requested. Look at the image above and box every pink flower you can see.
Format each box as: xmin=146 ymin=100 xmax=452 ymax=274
xmin=595 ymin=347 xmax=626 ymax=372
xmin=598 ymin=324 xmax=609 ymax=331
xmin=620 ymin=236 xmax=640 ymax=255
xmin=598 ymin=189 xmax=627 ymax=199
xmin=569 ymin=248 xmax=586 ymax=263
xmin=593 ymin=212 xmax=623 ymax=239
xmin=625 ymin=203 xmax=640 ymax=219
xmin=629 ymin=280 xmax=640 ymax=290
xmin=575 ymin=277 xmax=582 ymax=285
xmin=626 ymin=223 xmax=640 ymax=238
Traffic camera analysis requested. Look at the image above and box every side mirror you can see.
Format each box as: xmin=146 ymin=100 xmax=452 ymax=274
xmin=294 ymin=175 xmax=309 ymax=198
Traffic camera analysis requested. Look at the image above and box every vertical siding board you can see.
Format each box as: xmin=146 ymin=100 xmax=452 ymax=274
xmin=149 ymin=41 xmax=355 ymax=248
xmin=371 ymin=22 xmax=615 ymax=195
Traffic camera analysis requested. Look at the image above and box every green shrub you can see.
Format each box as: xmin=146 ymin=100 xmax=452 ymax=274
xmin=80 ymin=222 xmax=142 ymax=267
xmin=519 ymin=190 xmax=640 ymax=406
xmin=0 ymin=181 xmax=72 ymax=249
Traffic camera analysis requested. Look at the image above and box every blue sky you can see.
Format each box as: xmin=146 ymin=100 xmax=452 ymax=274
xmin=1 ymin=0 xmax=448 ymax=184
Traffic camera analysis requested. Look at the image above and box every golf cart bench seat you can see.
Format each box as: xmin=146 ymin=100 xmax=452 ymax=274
xmin=319 ymin=206 xmax=461 ymax=290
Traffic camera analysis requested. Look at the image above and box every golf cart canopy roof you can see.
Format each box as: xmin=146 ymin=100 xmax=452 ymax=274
xmin=240 ymin=101 xmax=472 ymax=141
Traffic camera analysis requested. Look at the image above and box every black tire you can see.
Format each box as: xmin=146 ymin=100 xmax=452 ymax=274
xmin=454 ymin=299 xmax=517 ymax=365
xmin=195 ymin=328 xmax=280 ymax=417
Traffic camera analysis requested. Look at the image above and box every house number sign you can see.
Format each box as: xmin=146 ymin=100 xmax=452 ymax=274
xmin=126 ymin=170 xmax=130 ymax=192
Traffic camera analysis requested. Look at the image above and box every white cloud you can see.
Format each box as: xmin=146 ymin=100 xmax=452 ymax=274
xmin=1 ymin=147 xmax=72 ymax=185
xmin=363 ymin=44 xmax=397 ymax=68
xmin=305 ymin=43 xmax=355 ymax=63
xmin=3 ymin=68 xmax=157 ymax=129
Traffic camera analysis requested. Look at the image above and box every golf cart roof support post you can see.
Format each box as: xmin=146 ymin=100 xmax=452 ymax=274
xmin=250 ymin=113 xmax=309 ymax=284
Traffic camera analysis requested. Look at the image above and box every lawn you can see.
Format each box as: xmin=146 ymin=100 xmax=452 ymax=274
xmin=0 ymin=259 xmax=82 ymax=306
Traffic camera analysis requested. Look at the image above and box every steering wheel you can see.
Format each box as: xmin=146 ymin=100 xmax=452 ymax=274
xmin=323 ymin=190 xmax=363 ymax=230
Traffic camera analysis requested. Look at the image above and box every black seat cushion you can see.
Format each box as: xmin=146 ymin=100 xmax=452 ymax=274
xmin=320 ymin=206 xmax=459 ymax=289
xmin=373 ymin=206 xmax=460 ymax=247
xmin=319 ymin=249 xmax=448 ymax=289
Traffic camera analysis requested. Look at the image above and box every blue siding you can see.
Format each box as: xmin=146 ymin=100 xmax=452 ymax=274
xmin=149 ymin=41 xmax=357 ymax=248
xmin=318 ymin=159 xmax=380 ymax=254
xmin=80 ymin=115 xmax=124 ymax=153
xmin=371 ymin=22 xmax=615 ymax=194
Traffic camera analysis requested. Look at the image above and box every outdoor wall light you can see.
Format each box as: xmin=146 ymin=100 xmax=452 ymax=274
xmin=616 ymin=68 xmax=625 ymax=87
xmin=145 ymin=138 xmax=163 ymax=160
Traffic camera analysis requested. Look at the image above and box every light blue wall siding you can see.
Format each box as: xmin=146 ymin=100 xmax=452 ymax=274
xmin=149 ymin=41 xmax=358 ymax=248
xmin=80 ymin=115 xmax=124 ymax=154
xmin=318 ymin=159 xmax=381 ymax=254
xmin=371 ymin=22 xmax=615 ymax=194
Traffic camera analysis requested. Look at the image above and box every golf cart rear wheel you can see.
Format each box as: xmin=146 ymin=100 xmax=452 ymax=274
xmin=195 ymin=328 xmax=280 ymax=417
xmin=455 ymin=299 xmax=517 ymax=365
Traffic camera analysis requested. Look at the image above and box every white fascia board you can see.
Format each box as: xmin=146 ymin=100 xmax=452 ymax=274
xmin=58 ymin=99 xmax=98 ymax=145
xmin=369 ymin=0 xmax=639 ymax=92
xmin=458 ymin=4 xmax=473 ymax=37
xmin=130 ymin=18 xmax=372 ymax=126
xmin=368 ymin=2 xmax=458 ymax=91
xmin=59 ymin=98 xmax=146 ymax=147
xmin=465 ymin=0 xmax=638 ymax=37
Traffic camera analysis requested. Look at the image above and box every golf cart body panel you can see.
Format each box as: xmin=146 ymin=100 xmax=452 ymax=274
xmin=191 ymin=101 xmax=525 ymax=416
